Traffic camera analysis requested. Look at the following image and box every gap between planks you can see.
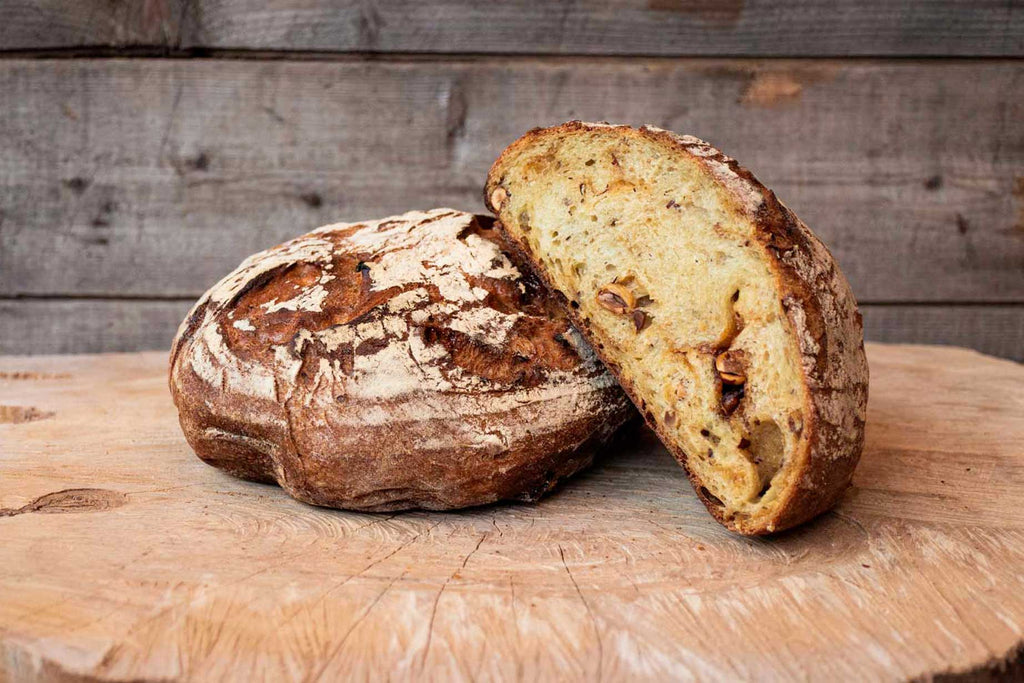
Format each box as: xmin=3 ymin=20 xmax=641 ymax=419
xmin=1 ymin=49 xmax=1023 ymax=63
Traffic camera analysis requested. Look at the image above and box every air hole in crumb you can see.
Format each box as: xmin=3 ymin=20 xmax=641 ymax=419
xmin=699 ymin=487 xmax=725 ymax=507
xmin=720 ymin=384 xmax=744 ymax=416
xmin=717 ymin=290 xmax=745 ymax=349
xmin=747 ymin=419 xmax=786 ymax=498
xmin=585 ymin=159 xmax=595 ymax=166
xmin=518 ymin=210 xmax=532 ymax=232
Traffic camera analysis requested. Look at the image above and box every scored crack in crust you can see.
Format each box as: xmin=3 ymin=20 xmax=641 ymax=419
xmin=485 ymin=122 xmax=869 ymax=534
xmin=169 ymin=209 xmax=634 ymax=511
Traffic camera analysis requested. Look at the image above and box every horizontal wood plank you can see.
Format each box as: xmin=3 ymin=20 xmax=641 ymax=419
xmin=0 ymin=0 xmax=184 ymax=51
xmin=1 ymin=59 xmax=1022 ymax=304
xmin=0 ymin=300 xmax=192 ymax=355
xmin=2 ymin=300 xmax=1021 ymax=360
xmin=2 ymin=1 xmax=1022 ymax=56
xmin=181 ymin=0 xmax=1024 ymax=57
xmin=861 ymin=305 xmax=1024 ymax=362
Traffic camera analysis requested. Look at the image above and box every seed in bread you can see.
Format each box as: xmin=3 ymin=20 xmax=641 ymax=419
xmin=485 ymin=123 xmax=868 ymax=534
xmin=169 ymin=209 xmax=634 ymax=511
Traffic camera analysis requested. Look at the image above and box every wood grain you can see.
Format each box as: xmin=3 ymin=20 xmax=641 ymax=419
xmin=1 ymin=344 xmax=1022 ymax=681
xmin=0 ymin=0 xmax=184 ymax=51
xmin=862 ymin=305 xmax=1024 ymax=363
xmin=3 ymin=300 xmax=1024 ymax=362
xmin=0 ymin=299 xmax=190 ymax=355
xmin=1 ymin=58 xmax=1022 ymax=304
xmin=2 ymin=1 xmax=1022 ymax=56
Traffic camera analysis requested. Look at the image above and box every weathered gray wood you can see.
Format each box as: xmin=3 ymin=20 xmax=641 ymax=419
xmin=1 ymin=59 xmax=1022 ymax=303
xmin=0 ymin=299 xmax=191 ymax=355
xmin=2 ymin=1 xmax=1022 ymax=56
xmin=0 ymin=0 xmax=184 ymax=51
xmin=864 ymin=305 xmax=1024 ymax=362
xmin=3 ymin=300 xmax=1022 ymax=360
xmin=861 ymin=305 xmax=1024 ymax=362
xmin=181 ymin=0 xmax=1024 ymax=56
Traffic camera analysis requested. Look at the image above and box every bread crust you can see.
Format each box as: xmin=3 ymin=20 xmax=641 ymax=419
xmin=169 ymin=209 xmax=633 ymax=511
xmin=485 ymin=122 xmax=868 ymax=534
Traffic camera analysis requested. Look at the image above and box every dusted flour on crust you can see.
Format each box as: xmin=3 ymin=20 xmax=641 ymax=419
xmin=169 ymin=209 xmax=633 ymax=511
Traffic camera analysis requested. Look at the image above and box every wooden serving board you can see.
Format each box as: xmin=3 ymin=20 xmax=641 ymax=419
xmin=1 ymin=344 xmax=1022 ymax=682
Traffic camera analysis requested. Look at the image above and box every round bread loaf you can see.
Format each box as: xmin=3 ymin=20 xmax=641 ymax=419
xmin=169 ymin=209 xmax=633 ymax=511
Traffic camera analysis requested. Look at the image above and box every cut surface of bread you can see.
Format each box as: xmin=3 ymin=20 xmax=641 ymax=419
xmin=169 ymin=209 xmax=633 ymax=511
xmin=486 ymin=123 xmax=868 ymax=534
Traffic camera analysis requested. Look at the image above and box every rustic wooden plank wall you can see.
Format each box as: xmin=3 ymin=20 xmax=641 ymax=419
xmin=0 ymin=2 xmax=1021 ymax=359
xmin=4 ymin=1 xmax=1023 ymax=56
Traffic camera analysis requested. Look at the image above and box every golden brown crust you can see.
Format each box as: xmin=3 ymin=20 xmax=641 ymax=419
xmin=485 ymin=122 xmax=868 ymax=534
xmin=169 ymin=209 xmax=634 ymax=511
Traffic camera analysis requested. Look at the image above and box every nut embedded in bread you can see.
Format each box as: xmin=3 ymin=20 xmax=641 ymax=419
xmin=485 ymin=123 xmax=869 ymax=534
xmin=169 ymin=209 xmax=634 ymax=511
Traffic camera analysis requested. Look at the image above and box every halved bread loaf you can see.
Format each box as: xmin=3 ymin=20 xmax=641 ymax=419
xmin=170 ymin=209 xmax=633 ymax=511
xmin=485 ymin=123 xmax=868 ymax=534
